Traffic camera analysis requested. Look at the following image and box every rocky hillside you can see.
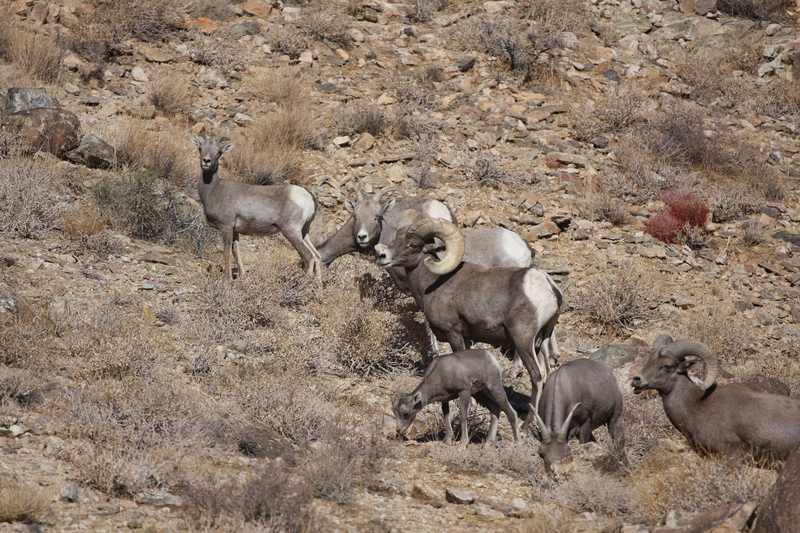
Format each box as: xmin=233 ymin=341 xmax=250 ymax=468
xmin=1 ymin=0 xmax=800 ymax=531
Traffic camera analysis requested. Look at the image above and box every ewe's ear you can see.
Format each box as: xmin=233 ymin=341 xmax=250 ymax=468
xmin=191 ymin=137 xmax=202 ymax=149
xmin=220 ymin=141 xmax=235 ymax=153
xmin=382 ymin=197 xmax=396 ymax=213
xmin=411 ymin=391 xmax=423 ymax=409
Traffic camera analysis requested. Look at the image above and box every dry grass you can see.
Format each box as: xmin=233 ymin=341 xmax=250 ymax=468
xmin=573 ymin=191 xmax=629 ymax=226
xmin=148 ymin=71 xmax=194 ymax=118
xmin=109 ymin=119 xmax=195 ymax=181
xmin=296 ymin=4 xmax=353 ymax=50
xmin=0 ymin=482 xmax=51 ymax=524
xmin=716 ymin=0 xmax=791 ymax=19
xmin=0 ymin=20 xmax=65 ymax=84
xmin=246 ymin=67 xmax=308 ymax=107
xmin=333 ymin=101 xmax=387 ymax=137
xmin=568 ymin=271 xmax=661 ymax=336
xmin=0 ymin=158 xmax=70 ymax=239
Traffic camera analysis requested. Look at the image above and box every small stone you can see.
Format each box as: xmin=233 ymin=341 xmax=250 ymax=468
xmin=445 ymin=488 xmax=476 ymax=505
xmin=130 ymin=66 xmax=148 ymax=82
xmin=411 ymin=482 xmax=438 ymax=501
xmin=354 ymin=132 xmax=374 ymax=151
xmin=60 ymin=482 xmax=79 ymax=502
xmin=765 ymin=23 xmax=781 ymax=36
xmin=332 ymin=136 xmax=351 ymax=147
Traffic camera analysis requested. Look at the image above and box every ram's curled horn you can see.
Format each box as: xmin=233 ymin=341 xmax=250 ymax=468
xmin=659 ymin=339 xmax=718 ymax=390
xmin=374 ymin=185 xmax=402 ymax=202
xmin=557 ymin=402 xmax=581 ymax=443
xmin=424 ymin=218 xmax=465 ymax=275
xmin=533 ymin=409 xmax=551 ymax=443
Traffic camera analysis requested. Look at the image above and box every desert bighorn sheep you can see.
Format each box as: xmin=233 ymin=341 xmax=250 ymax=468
xmin=376 ymin=214 xmax=562 ymax=407
xmin=631 ymin=335 xmax=800 ymax=464
xmin=316 ymin=186 xmax=533 ymax=293
xmin=525 ymin=358 xmax=627 ymax=475
xmin=192 ymin=134 xmax=321 ymax=279
xmin=391 ymin=349 xmax=521 ymax=447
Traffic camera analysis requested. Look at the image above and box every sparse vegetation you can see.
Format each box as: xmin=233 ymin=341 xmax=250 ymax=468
xmin=148 ymin=71 xmax=193 ymax=118
xmin=333 ymin=101 xmax=387 ymax=137
xmin=0 ymin=158 xmax=70 ymax=238
xmin=0 ymin=20 xmax=65 ymax=84
xmin=569 ymin=271 xmax=661 ymax=335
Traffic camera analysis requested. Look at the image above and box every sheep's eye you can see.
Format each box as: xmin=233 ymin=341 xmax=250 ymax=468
xmin=403 ymin=413 xmax=410 ymax=419
xmin=660 ymin=365 xmax=673 ymax=372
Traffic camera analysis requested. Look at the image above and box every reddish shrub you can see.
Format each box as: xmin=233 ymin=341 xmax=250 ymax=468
xmin=662 ymin=190 xmax=710 ymax=228
xmin=644 ymin=211 xmax=684 ymax=244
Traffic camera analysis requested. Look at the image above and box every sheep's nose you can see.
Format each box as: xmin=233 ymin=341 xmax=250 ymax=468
xmin=357 ymin=231 xmax=369 ymax=242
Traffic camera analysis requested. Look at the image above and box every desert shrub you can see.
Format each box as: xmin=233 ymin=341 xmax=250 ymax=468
xmin=394 ymin=103 xmax=444 ymax=140
xmin=548 ymin=472 xmax=633 ymax=516
xmin=677 ymin=308 xmax=755 ymax=366
xmin=0 ymin=482 xmax=51 ymax=524
xmin=572 ymin=92 xmax=644 ymax=142
xmin=573 ymin=191 xmax=629 ymax=226
xmin=185 ymin=467 xmax=316 ymax=532
xmin=0 ymin=158 xmax=70 ymax=239
xmin=246 ymin=67 xmax=308 ymax=107
xmin=644 ymin=211 xmax=684 ymax=244
xmin=753 ymin=77 xmax=800 ymax=121
xmin=0 ymin=20 xmax=65 ymax=83
xmin=112 ymin=119 xmax=194 ymax=181
xmin=741 ymin=221 xmax=769 ymax=247
xmin=333 ymin=101 xmax=386 ymax=137
xmin=408 ymin=0 xmax=446 ymax=22
xmin=265 ymin=25 xmax=308 ymax=59
xmin=662 ymin=190 xmax=710 ymax=228
xmin=296 ymin=4 xmax=353 ymax=49
xmin=432 ymin=439 xmax=542 ymax=482
xmin=449 ymin=17 xmax=540 ymax=77
xmin=0 ymin=365 xmax=41 ymax=405
xmin=707 ymin=180 xmax=754 ymax=222
xmin=568 ymin=271 xmax=661 ymax=336
xmin=716 ymin=0 xmax=790 ymax=19
xmin=92 ymin=171 xmax=199 ymax=244
xmin=466 ymin=151 xmax=512 ymax=187
xmin=185 ymin=0 xmax=237 ymax=19
xmin=70 ymin=0 xmax=184 ymax=62
xmin=148 ymin=71 xmax=193 ymax=117
xmin=645 ymin=105 xmax=708 ymax=168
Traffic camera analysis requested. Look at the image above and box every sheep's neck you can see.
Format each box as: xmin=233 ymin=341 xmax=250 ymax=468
xmin=198 ymin=168 xmax=219 ymax=204
xmin=661 ymin=376 xmax=705 ymax=437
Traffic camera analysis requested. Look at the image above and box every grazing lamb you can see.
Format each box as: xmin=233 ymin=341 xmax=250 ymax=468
xmin=391 ymin=349 xmax=521 ymax=447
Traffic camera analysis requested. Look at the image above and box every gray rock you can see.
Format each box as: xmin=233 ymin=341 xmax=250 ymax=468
xmin=2 ymin=87 xmax=55 ymax=115
xmin=1 ymin=107 xmax=81 ymax=156
xmin=60 ymin=482 xmax=80 ymax=502
xmin=135 ymin=489 xmax=183 ymax=507
xmin=446 ymin=488 xmax=476 ymax=505
xmin=67 ymin=134 xmax=116 ymax=168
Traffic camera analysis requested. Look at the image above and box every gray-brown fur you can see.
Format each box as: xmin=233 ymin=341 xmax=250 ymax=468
xmin=631 ymin=335 xmax=800 ymax=464
xmin=376 ymin=219 xmax=562 ymax=408
xmin=191 ymin=134 xmax=321 ymax=279
xmin=391 ymin=349 xmax=521 ymax=447
xmin=525 ymin=358 xmax=627 ymax=474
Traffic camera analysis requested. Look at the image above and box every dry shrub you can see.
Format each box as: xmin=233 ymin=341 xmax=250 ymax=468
xmin=246 ymin=67 xmax=308 ymax=107
xmin=111 ymin=119 xmax=194 ymax=181
xmin=466 ymin=151 xmax=514 ymax=187
xmin=569 ymin=271 xmax=661 ymax=336
xmin=296 ymin=4 xmax=352 ymax=49
xmin=572 ymin=92 xmax=644 ymax=142
xmin=333 ymin=101 xmax=386 ymax=137
xmin=185 ymin=0 xmax=237 ymax=19
xmin=573 ymin=191 xmax=629 ymax=226
xmin=623 ymin=389 xmax=678 ymax=465
xmin=741 ymin=221 xmax=770 ymax=247
xmin=69 ymin=0 xmax=184 ymax=62
xmin=265 ymin=25 xmax=308 ymax=59
xmin=548 ymin=472 xmax=633 ymax=516
xmin=148 ymin=71 xmax=193 ymax=118
xmin=432 ymin=439 xmax=543 ymax=483
xmin=716 ymin=0 xmax=790 ymax=19
xmin=0 ymin=158 xmax=70 ymax=239
xmin=0 ymin=365 xmax=41 ymax=405
xmin=0 ymin=20 xmax=65 ymax=83
xmin=632 ymin=448 xmax=775 ymax=524
xmin=185 ymin=467 xmax=316 ymax=532
xmin=675 ymin=52 xmax=752 ymax=107
xmin=0 ymin=482 xmax=51 ymax=524
xmin=511 ymin=513 xmax=578 ymax=533
xmin=224 ymin=104 xmax=315 ymax=185
xmin=394 ymin=103 xmax=443 ymax=140
xmin=676 ymin=309 xmax=755 ymax=367
xmin=753 ymin=77 xmax=800 ymax=121
xmin=408 ymin=0 xmax=446 ymax=23
xmin=707 ymin=180 xmax=753 ymax=223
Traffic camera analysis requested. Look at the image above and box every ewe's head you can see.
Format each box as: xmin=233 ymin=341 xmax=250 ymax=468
xmin=344 ymin=185 xmax=400 ymax=248
xmin=191 ymin=133 xmax=233 ymax=173
xmin=390 ymin=386 xmax=423 ymax=437
xmin=631 ymin=336 xmax=718 ymax=395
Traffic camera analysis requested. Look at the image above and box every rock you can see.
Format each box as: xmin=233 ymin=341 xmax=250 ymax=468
xmin=753 ymin=446 xmax=800 ymax=531
xmin=410 ymin=482 xmax=438 ymax=501
xmin=130 ymin=66 xmax=149 ymax=82
xmin=67 ymin=134 xmax=115 ymax=168
xmin=243 ymin=0 xmax=272 ymax=18
xmin=135 ymin=489 xmax=183 ymax=507
xmin=354 ymin=132 xmax=374 ymax=151
xmin=2 ymin=107 xmax=81 ymax=156
xmin=765 ymin=23 xmax=781 ymax=36
xmin=230 ymin=20 xmax=261 ymax=38
xmin=589 ymin=344 xmax=642 ymax=368
xmin=2 ymin=87 xmax=55 ymax=114
xmin=446 ymin=488 xmax=476 ymax=505
xmin=525 ymin=221 xmax=561 ymax=239
xmin=141 ymin=47 xmax=173 ymax=63
xmin=333 ymin=136 xmax=351 ymax=147
xmin=60 ymin=482 xmax=79 ymax=502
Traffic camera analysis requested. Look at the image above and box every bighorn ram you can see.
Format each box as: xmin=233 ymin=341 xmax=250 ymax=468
xmin=316 ymin=186 xmax=533 ymax=292
xmin=631 ymin=336 xmax=800 ymax=464
xmin=192 ymin=134 xmax=321 ymax=279
xmin=525 ymin=358 xmax=627 ymax=474
xmin=391 ymin=349 xmax=521 ymax=447
xmin=376 ymin=215 xmax=562 ymax=406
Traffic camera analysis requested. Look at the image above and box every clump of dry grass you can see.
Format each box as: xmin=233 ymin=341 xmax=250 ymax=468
xmin=265 ymin=25 xmax=308 ymax=59
xmin=568 ymin=271 xmax=661 ymax=336
xmin=148 ymin=71 xmax=193 ymax=118
xmin=408 ymin=0 xmax=447 ymax=23
xmin=547 ymin=471 xmax=633 ymax=516
xmin=740 ymin=221 xmax=770 ymax=247
xmin=333 ymin=101 xmax=387 ymax=137
xmin=0 ymin=482 xmax=51 ymax=524
xmin=0 ymin=20 xmax=65 ymax=84
xmin=0 ymin=365 xmax=42 ymax=406
xmin=110 ymin=119 xmax=194 ymax=181
xmin=246 ymin=67 xmax=308 ymax=107
xmin=0 ymin=158 xmax=70 ymax=239
xmin=296 ymin=3 xmax=353 ymax=50
xmin=572 ymin=92 xmax=644 ymax=143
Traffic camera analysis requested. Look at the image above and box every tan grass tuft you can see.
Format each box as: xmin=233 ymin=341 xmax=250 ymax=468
xmin=0 ymin=20 xmax=65 ymax=84
xmin=0 ymin=482 xmax=51 ymax=524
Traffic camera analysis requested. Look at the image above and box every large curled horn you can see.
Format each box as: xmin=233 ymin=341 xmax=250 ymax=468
xmin=557 ymin=402 xmax=581 ymax=443
xmin=659 ymin=339 xmax=718 ymax=390
xmin=420 ymin=218 xmax=464 ymax=275
xmin=533 ymin=409 xmax=551 ymax=443
xmin=374 ymin=185 xmax=402 ymax=202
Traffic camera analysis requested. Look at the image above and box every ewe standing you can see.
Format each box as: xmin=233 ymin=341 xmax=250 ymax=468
xmin=192 ymin=134 xmax=321 ymax=279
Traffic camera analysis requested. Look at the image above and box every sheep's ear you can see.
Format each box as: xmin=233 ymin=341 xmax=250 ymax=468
xmin=382 ymin=197 xmax=396 ymax=213
xmin=191 ymin=137 xmax=203 ymax=149
xmin=220 ymin=141 xmax=235 ymax=153
xmin=411 ymin=391 xmax=423 ymax=409
xmin=344 ymin=198 xmax=355 ymax=213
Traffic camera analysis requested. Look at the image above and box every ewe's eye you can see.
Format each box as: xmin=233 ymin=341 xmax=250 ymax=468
xmin=403 ymin=412 xmax=410 ymax=419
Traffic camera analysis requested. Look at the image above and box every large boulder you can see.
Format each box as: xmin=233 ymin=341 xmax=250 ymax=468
xmin=1 ymin=87 xmax=56 ymax=115
xmin=1 ymin=107 xmax=81 ymax=156
xmin=752 ymin=446 xmax=800 ymax=532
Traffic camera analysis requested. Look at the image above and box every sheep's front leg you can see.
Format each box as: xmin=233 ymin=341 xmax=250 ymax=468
xmin=441 ymin=401 xmax=453 ymax=446
xmin=457 ymin=390 xmax=472 ymax=448
xmin=222 ymin=230 xmax=234 ymax=279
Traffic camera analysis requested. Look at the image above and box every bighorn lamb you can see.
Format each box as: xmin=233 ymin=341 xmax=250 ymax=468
xmin=376 ymin=215 xmax=562 ymax=406
xmin=391 ymin=349 xmax=521 ymax=447
xmin=316 ymin=186 xmax=533 ymax=292
xmin=526 ymin=358 xmax=627 ymax=474
xmin=192 ymin=134 xmax=321 ymax=279
xmin=631 ymin=335 xmax=800 ymax=463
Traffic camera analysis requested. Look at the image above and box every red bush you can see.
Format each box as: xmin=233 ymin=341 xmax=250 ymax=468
xmin=662 ymin=189 xmax=710 ymax=228
xmin=644 ymin=211 xmax=684 ymax=244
